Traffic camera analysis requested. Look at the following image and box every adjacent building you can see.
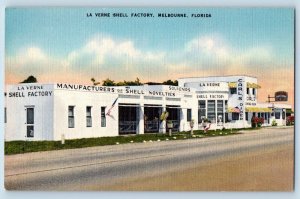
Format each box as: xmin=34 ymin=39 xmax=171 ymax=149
xmin=4 ymin=75 xmax=292 ymax=141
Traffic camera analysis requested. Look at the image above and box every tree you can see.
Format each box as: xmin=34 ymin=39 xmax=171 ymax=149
xmin=20 ymin=75 xmax=37 ymax=83
xmin=102 ymin=78 xmax=116 ymax=86
xmin=91 ymin=77 xmax=100 ymax=86
xmin=162 ymin=80 xmax=178 ymax=86
xmin=121 ymin=77 xmax=143 ymax=86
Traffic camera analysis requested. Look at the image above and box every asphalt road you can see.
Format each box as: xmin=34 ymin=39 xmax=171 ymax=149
xmin=5 ymin=127 xmax=294 ymax=191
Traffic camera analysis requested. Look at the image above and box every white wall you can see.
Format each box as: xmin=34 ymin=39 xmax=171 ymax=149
xmin=53 ymin=90 xmax=119 ymax=140
xmin=5 ymin=84 xmax=54 ymax=141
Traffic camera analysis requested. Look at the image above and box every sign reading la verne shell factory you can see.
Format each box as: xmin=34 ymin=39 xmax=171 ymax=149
xmin=196 ymin=82 xmax=229 ymax=99
xmin=8 ymin=85 xmax=53 ymax=98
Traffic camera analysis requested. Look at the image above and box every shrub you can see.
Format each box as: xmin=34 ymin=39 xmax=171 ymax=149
xmin=287 ymin=116 xmax=294 ymax=126
xmin=251 ymin=117 xmax=264 ymax=127
xmin=272 ymin=119 xmax=277 ymax=126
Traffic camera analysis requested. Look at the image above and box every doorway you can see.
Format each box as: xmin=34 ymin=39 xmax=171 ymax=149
xmin=26 ymin=107 xmax=34 ymax=138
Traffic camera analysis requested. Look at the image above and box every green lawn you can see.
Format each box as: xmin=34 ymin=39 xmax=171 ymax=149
xmin=5 ymin=128 xmax=256 ymax=155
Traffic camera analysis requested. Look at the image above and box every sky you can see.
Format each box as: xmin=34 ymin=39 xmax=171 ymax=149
xmin=5 ymin=8 xmax=294 ymax=107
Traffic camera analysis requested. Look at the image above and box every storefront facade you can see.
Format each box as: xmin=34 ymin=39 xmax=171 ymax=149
xmin=5 ymin=75 xmax=292 ymax=141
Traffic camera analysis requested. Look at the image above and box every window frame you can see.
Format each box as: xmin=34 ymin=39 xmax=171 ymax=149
xmin=187 ymin=109 xmax=192 ymax=122
xmin=275 ymin=112 xmax=281 ymax=119
xmin=198 ymin=100 xmax=206 ymax=123
xmin=86 ymin=106 xmax=92 ymax=127
xmin=232 ymin=112 xmax=239 ymax=120
xmin=101 ymin=106 xmax=106 ymax=127
xmin=230 ymin=88 xmax=237 ymax=95
xmin=68 ymin=106 xmax=75 ymax=128
xmin=207 ymin=100 xmax=216 ymax=123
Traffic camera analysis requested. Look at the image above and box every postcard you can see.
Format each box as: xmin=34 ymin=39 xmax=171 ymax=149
xmin=4 ymin=8 xmax=294 ymax=191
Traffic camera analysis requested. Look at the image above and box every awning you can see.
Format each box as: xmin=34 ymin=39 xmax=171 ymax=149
xmin=227 ymin=107 xmax=240 ymax=113
xmin=228 ymin=82 xmax=237 ymax=88
xmin=228 ymin=82 xmax=261 ymax=89
xmin=245 ymin=107 xmax=272 ymax=112
xmin=246 ymin=82 xmax=261 ymax=89
xmin=286 ymin=109 xmax=294 ymax=114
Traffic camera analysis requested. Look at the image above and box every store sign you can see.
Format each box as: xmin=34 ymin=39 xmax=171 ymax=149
xmin=197 ymin=94 xmax=226 ymax=99
xmin=56 ymin=83 xmax=116 ymax=93
xmin=275 ymin=91 xmax=288 ymax=101
xmin=246 ymin=95 xmax=256 ymax=106
xmin=237 ymin=79 xmax=244 ymax=120
xmin=8 ymin=85 xmax=53 ymax=98
xmin=199 ymin=82 xmax=221 ymax=87
xmin=168 ymin=86 xmax=191 ymax=92
xmin=56 ymin=83 xmax=177 ymax=97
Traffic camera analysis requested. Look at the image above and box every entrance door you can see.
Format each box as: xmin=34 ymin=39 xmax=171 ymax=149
xmin=166 ymin=106 xmax=180 ymax=132
xmin=26 ymin=107 xmax=34 ymax=138
xmin=144 ymin=106 xmax=161 ymax=133
xmin=118 ymin=104 xmax=138 ymax=135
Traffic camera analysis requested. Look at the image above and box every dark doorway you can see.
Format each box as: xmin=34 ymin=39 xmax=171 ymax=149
xmin=26 ymin=107 xmax=34 ymax=138
xmin=144 ymin=105 xmax=162 ymax=133
xmin=166 ymin=106 xmax=180 ymax=132
xmin=119 ymin=104 xmax=139 ymax=135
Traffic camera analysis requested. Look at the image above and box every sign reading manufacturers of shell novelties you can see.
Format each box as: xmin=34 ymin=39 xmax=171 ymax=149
xmin=4 ymin=8 xmax=295 ymax=192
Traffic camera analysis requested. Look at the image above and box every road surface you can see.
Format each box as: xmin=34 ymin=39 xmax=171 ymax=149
xmin=5 ymin=127 xmax=294 ymax=191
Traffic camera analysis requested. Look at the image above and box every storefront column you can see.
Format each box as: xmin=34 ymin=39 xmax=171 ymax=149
xmin=179 ymin=108 xmax=185 ymax=132
xmin=159 ymin=106 xmax=166 ymax=134
xmin=138 ymin=105 xmax=144 ymax=134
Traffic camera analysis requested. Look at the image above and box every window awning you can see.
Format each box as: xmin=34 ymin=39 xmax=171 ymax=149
xmin=228 ymin=82 xmax=237 ymax=88
xmin=246 ymin=82 xmax=261 ymax=89
xmin=227 ymin=107 xmax=240 ymax=113
xmin=228 ymin=82 xmax=261 ymax=89
xmin=286 ymin=109 xmax=294 ymax=114
xmin=245 ymin=107 xmax=272 ymax=112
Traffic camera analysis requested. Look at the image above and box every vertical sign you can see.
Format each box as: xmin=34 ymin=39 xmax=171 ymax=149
xmin=237 ymin=79 xmax=244 ymax=120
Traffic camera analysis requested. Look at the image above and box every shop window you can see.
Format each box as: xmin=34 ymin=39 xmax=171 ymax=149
xmin=101 ymin=107 xmax=106 ymax=127
xmin=198 ymin=100 xmax=206 ymax=123
xmin=264 ymin=113 xmax=267 ymax=120
xmin=282 ymin=111 xmax=286 ymax=120
xmin=68 ymin=106 xmax=75 ymax=128
xmin=187 ymin=109 xmax=192 ymax=122
xmin=225 ymin=113 xmax=229 ymax=123
xmin=230 ymin=88 xmax=237 ymax=94
xmin=207 ymin=100 xmax=216 ymax=123
xmin=275 ymin=112 xmax=280 ymax=119
xmin=86 ymin=106 xmax=92 ymax=127
xmin=245 ymin=112 xmax=248 ymax=121
xmin=232 ymin=113 xmax=239 ymax=120
xmin=217 ymin=100 xmax=224 ymax=122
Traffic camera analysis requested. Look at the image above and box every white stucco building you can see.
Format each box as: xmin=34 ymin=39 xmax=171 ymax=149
xmin=4 ymin=75 xmax=292 ymax=141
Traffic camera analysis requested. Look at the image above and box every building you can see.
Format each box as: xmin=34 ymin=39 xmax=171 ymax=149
xmin=4 ymin=75 xmax=292 ymax=141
